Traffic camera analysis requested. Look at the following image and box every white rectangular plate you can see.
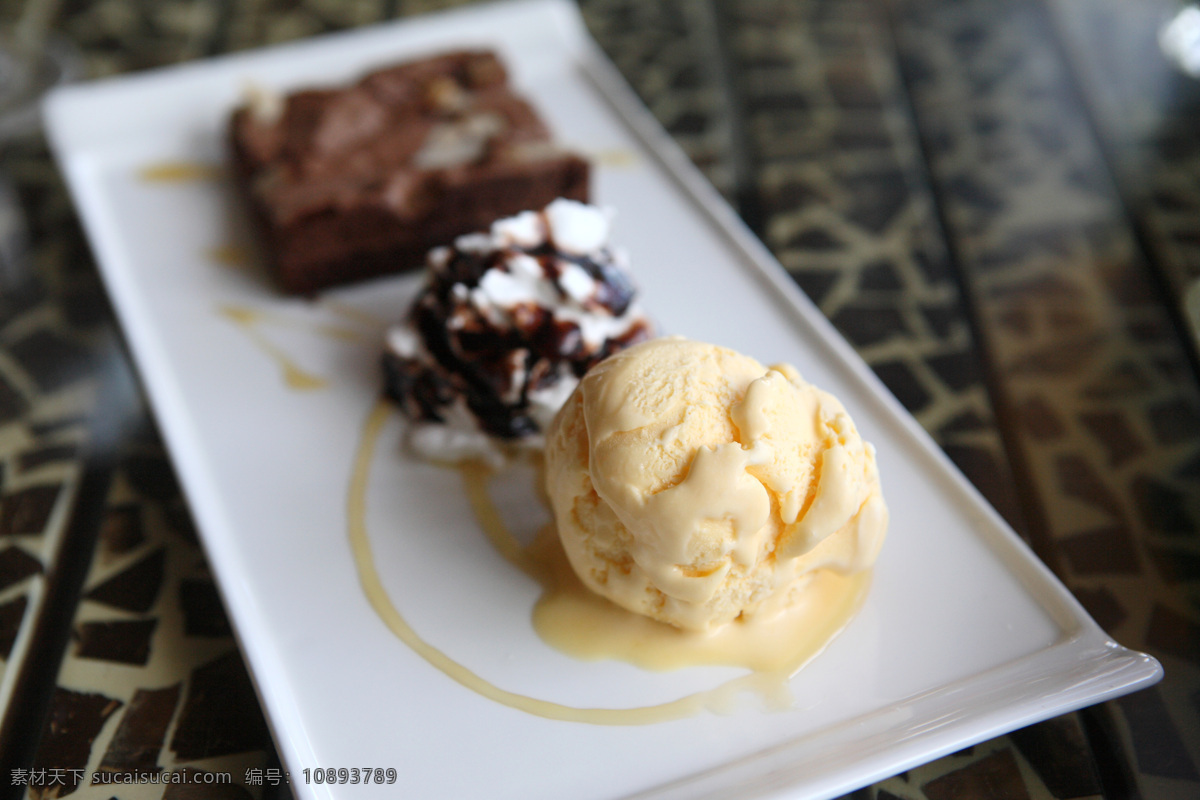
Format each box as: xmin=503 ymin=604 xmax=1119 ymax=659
xmin=44 ymin=1 xmax=1161 ymax=798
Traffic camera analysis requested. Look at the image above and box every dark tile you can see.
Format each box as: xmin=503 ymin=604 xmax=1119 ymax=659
xmin=1146 ymin=603 xmax=1200 ymax=666
xmin=0 ymin=544 xmax=42 ymax=591
xmin=857 ymin=259 xmax=904 ymax=292
xmin=789 ymin=269 xmax=839 ymax=306
xmin=831 ymin=305 xmax=908 ymax=347
xmin=1056 ymin=454 xmax=1124 ymax=520
xmin=747 ymin=90 xmax=813 ymax=113
xmin=992 ymin=307 xmax=1037 ymax=338
xmin=1100 ymin=260 xmax=1161 ymax=310
xmin=99 ymin=684 xmax=181 ymax=772
xmin=912 ymin=242 xmax=953 ymax=283
xmin=1065 ymin=163 xmax=1110 ymax=194
xmin=1070 ymin=585 xmax=1126 ymax=633
xmin=1009 ymin=336 xmax=1102 ymax=377
xmin=783 ymin=227 xmax=845 ymax=251
xmin=1152 ymin=354 xmax=1193 ymax=386
xmin=926 ymin=351 xmax=981 ymax=392
xmin=1176 ymin=451 xmax=1200 ymax=480
xmin=1151 ymin=187 xmax=1195 ymax=211
xmin=19 ymin=443 xmax=80 ymax=472
xmin=665 ymin=63 xmax=702 ymax=91
xmin=1018 ymin=396 xmax=1066 ymax=439
xmin=919 ymin=112 xmax=956 ymax=152
xmin=993 ymin=231 xmax=1080 ymax=268
xmin=1024 ymin=120 xmax=1069 ymax=155
xmin=1127 ymin=318 xmax=1169 ymax=344
xmin=938 ymin=409 xmax=988 ymax=435
xmin=0 ymin=595 xmax=28 ymax=659
xmin=825 ymin=62 xmax=882 ymax=108
xmin=163 ymin=498 xmax=200 ymax=544
xmin=1132 ymin=475 xmax=1194 ymax=535
xmin=7 ymin=329 xmax=94 ymax=393
xmin=665 ymin=109 xmax=709 ymax=136
xmin=761 ymin=178 xmax=827 ymax=214
xmin=922 ymin=748 xmax=1029 ymax=800
xmin=872 ymin=360 xmax=931 ymax=413
xmin=952 ymin=23 xmax=987 ymax=50
xmin=1009 ymin=716 xmax=1102 ymax=799
xmin=1078 ymin=410 xmax=1145 ymax=468
xmin=31 ymin=689 xmax=123 ymax=791
xmin=1148 ymin=398 xmax=1200 ymax=446
xmin=74 ymin=618 xmax=157 ymax=666
xmin=125 ymin=414 xmax=164 ymax=449
xmin=0 ymin=484 xmax=63 ymax=537
xmin=97 ymin=505 xmax=145 ymax=561
xmin=124 ymin=453 xmax=182 ymax=500
xmin=59 ymin=280 xmax=114 ymax=329
xmin=170 ymin=650 xmax=271 ymax=759
xmin=1046 ymin=304 xmax=1089 ymax=335
xmin=1148 ymin=128 xmax=1200 ymax=160
xmin=1149 ymin=546 xmax=1200 ymax=584
xmin=1081 ymin=359 xmax=1154 ymax=399
xmin=941 ymin=444 xmax=1022 ymax=529
xmin=1170 ymin=227 xmax=1200 ymax=248
xmin=845 ymin=174 xmax=910 ymax=233
xmin=1061 ymin=525 xmax=1142 ymax=576
xmin=831 ymin=118 xmax=893 ymax=149
xmin=0 ymin=276 xmax=45 ymax=326
xmin=943 ymin=174 xmax=1004 ymax=215
xmin=163 ymin=773 xmax=254 ymax=800
xmin=1116 ymin=686 xmax=1200 ymax=780
xmin=919 ymin=302 xmax=962 ymax=339
xmin=0 ymin=373 xmax=27 ymax=423
xmin=29 ymin=414 xmax=89 ymax=437
xmin=994 ymin=269 xmax=1082 ymax=299
xmin=86 ymin=548 xmax=166 ymax=613
xmin=179 ymin=578 xmax=232 ymax=637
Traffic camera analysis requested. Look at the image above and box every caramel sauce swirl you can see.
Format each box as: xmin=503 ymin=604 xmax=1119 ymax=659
xmin=348 ymin=401 xmax=871 ymax=724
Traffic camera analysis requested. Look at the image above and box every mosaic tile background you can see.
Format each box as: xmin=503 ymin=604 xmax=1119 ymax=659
xmin=1048 ymin=0 xmax=1200 ymax=361
xmin=889 ymin=3 xmax=1200 ymax=798
xmin=1 ymin=0 xmax=1198 ymax=798
xmin=0 ymin=126 xmax=121 ymax=783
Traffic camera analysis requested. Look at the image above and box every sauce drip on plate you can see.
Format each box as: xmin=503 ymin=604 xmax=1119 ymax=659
xmin=348 ymin=401 xmax=870 ymax=724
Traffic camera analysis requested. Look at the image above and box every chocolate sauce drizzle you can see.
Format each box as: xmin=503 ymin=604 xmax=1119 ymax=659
xmin=382 ymin=212 xmax=651 ymax=439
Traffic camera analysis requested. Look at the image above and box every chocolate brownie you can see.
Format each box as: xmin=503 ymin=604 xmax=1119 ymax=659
xmin=229 ymin=50 xmax=590 ymax=294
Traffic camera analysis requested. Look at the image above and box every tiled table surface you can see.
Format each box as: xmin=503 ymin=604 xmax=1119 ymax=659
xmin=0 ymin=0 xmax=1198 ymax=798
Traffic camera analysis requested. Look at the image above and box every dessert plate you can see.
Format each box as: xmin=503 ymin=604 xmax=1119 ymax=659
xmin=44 ymin=1 xmax=1161 ymax=798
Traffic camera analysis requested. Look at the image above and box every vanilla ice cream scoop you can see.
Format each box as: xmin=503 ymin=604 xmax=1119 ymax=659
xmin=544 ymin=337 xmax=887 ymax=632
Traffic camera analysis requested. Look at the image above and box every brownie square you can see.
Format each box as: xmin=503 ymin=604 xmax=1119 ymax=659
xmin=229 ymin=50 xmax=590 ymax=294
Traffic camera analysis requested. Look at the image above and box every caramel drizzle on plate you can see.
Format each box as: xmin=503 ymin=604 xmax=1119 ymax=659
xmin=347 ymin=401 xmax=872 ymax=724
xmin=138 ymin=161 xmax=222 ymax=183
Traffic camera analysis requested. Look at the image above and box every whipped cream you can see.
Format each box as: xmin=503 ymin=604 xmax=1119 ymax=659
xmin=383 ymin=199 xmax=653 ymax=463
